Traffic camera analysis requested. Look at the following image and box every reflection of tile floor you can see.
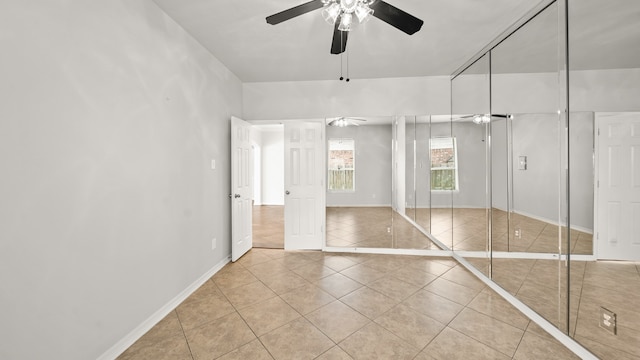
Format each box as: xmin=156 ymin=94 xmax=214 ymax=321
xmin=326 ymin=207 xmax=439 ymax=250
xmin=467 ymin=257 xmax=640 ymax=360
xmin=117 ymin=249 xmax=580 ymax=360
xmin=327 ymin=207 xmax=593 ymax=255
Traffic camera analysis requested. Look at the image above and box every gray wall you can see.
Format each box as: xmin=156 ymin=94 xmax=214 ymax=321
xmin=326 ymin=125 xmax=392 ymax=206
xmin=511 ymin=113 xmax=561 ymax=223
xmin=569 ymin=112 xmax=595 ymax=231
xmin=0 ymin=1 xmax=242 ymax=359
xmin=415 ymin=121 xmax=432 ymax=208
xmin=453 ymin=121 xmax=489 ymax=208
xmin=491 ymin=112 xmax=595 ymax=231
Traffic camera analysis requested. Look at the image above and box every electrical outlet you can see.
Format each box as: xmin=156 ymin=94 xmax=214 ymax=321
xmin=599 ymin=307 xmax=617 ymax=335
xmin=514 ymin=228 xmax=522 ymax=239
xmin=212 ymin=238 xmax=217 ymax=250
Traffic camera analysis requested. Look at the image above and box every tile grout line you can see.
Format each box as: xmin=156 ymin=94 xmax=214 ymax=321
xmin=174 ymin=309 xmax=197 ymax=360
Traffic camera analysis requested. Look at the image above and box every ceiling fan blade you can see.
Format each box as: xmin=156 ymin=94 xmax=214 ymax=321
xmin=344 ymin=118 xmax=367 ymax=121
xmin=370 ymin=0 xmax=424 ymax=35
xmin=330 ymin=21 xmax=348 ymax=54
xmin=266 ymin=0 xmax=325 ymax=25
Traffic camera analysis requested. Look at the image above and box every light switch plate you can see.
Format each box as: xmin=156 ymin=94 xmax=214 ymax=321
xmin=518 ymin=156 xmax=527 ymax=170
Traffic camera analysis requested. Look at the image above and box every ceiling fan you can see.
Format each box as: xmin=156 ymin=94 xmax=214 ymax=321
xmin=327 ymin=117 xmax=367 ymax=127
xmin=266 ymin=0 xmax=424 ymax=54
xmin=453 ymin=114 xmax=510 ymax=124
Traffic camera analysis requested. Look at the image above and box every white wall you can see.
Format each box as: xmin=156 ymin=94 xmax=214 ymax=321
xmin=571 ymin=69 xmax=640 ymax=112
xmin=492 ymin=69 xmax=640 ymax=114
xmin=243 ymin=76 xmax=451 ymax=120
xmin=250 ymin=129 xmax=262 ymax=204
xmin=0 ymin=1 xmax=242 ymax=359
xmin=260 ymin=128 xmax=285 ymax=205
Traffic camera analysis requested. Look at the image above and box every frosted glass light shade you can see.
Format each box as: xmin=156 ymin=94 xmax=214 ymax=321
xmin=338 ymin=13 xmax=353 ymax=31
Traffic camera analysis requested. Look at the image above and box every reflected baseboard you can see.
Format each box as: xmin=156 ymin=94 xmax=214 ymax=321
xmin=454 ymin=250 xmax=596 ymax=261
xmin=323 ymin=246 xmax=453 ymax=257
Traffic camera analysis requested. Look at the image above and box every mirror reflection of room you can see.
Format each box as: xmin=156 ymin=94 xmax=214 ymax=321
xmin=325 ymin=116 xmax=439 ymax=250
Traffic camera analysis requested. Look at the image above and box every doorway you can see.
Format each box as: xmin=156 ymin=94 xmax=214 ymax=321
xmin=251 ymin=124 xmax=285 ymax=249
xmin=247 ymin=121 xmax=326 ymax=250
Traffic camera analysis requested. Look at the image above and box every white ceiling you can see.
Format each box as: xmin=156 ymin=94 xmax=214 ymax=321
xmin=152 ymin=0 xmax=640 ymax=83
xmin=152 ymin=0 xmax=538 ymax=82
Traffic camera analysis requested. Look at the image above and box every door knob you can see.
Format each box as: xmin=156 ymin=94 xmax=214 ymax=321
xmin=285 ymin=190 xmax=290 ymax=195
xmin=234 ymin=194 xmax=241 ymax=198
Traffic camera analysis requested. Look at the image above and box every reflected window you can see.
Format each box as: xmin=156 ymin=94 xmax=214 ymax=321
xmin=430 ymin=137 xmax=458 ymax=191
xmin=328 ymin=138 xmax=355 ymax=191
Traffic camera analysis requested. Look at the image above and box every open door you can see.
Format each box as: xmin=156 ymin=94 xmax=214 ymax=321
xmin=231 ymin=116 xmax=253 ymax=261
xmin=284 ymin=121 xmax=325 ymax=250
xmin=596 ymin=112 xmax=640 ymax=260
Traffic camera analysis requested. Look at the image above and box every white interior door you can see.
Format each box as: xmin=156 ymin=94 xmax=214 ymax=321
xmin=596 ymin=112 xmax=640 ymax=260
xmin=284 ymin=121 xmax=325 ymax=250
xmin=231 ymin=116 xmax=252 ymax=261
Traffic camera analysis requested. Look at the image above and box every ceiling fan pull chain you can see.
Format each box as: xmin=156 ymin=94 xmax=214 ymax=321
xmin=339 ymin=54 xmax=342 ymax=80
xmin=346 ymin=45 xmax=350 ymax=82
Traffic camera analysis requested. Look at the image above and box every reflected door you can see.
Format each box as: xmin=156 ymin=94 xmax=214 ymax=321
xmin=231 ymin=116 xmax=253 ymax=262
xmin=284 ymin=122 xmax=325 ymax=250
xmin=596 ymin=112 xmax=640 ymax=260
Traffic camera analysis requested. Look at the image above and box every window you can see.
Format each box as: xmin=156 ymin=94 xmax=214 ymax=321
xmin=430 ymin=137 xmax=458 ymax=190
xmin=328 ymin=138 xmax=355 ymax=191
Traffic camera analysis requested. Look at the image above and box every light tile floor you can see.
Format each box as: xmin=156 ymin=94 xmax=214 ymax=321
xmin=117 ymin=249 xmax=581 ymax=360
xmin=258 ymin=206 xmax=634 ymax=359
xmin=253 ymin=206 xmax=285 ymax=249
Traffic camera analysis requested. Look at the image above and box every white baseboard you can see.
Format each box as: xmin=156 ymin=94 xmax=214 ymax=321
xmin=97 ymin=254 xmax=232 ymax=360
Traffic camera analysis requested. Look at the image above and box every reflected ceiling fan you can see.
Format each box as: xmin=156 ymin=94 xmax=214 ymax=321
xmin=266 ymin=0 xmax=424 ymax=54
xmin=327 ymin=117 xmax=367 ymax=127
xmin=453 ymin=114 xmax=510 ymax=124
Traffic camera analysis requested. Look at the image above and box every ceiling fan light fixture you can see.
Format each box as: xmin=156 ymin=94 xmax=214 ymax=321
xmin=341 ymin=0 xmax=358 ymax=13
xmin=472 ymin=114 xmax=491 ymax=124
xmin=322 ymin=0 xmax=373 ymax=30
xmin=355 ymin=4 xmax=373 ymax=23
xmin=328 ymin=119 xmax=342 ymax=127
xmin=322 ymin=3 xmax=341 ymax=24
xmin=338 ymin=13 xmax=353 ymax=31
